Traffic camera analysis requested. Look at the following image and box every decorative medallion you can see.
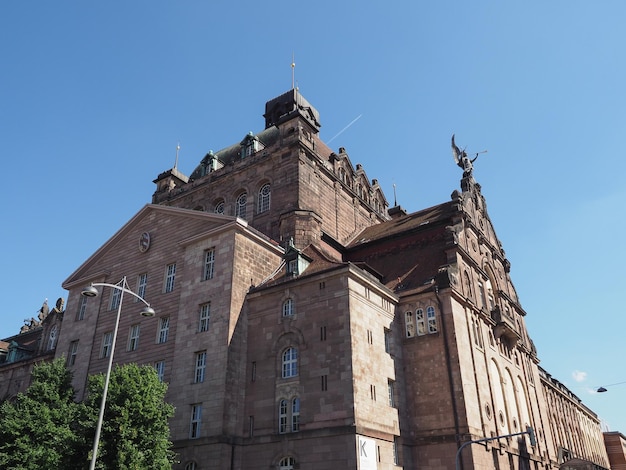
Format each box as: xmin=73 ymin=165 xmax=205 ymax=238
xmin=139 ymin=232 xmax=151 ymax=253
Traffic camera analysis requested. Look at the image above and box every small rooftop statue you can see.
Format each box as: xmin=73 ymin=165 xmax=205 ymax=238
xmin=451 ymin=134 xmax=483 ymax=178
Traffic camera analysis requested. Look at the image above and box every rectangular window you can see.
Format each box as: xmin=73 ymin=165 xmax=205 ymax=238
xmin=101 ymin=332 xmax=113 ymax=358
xmin=388 ymin=380 xmax=395 ymax=407
xmin=292 ymin=398 xmax=300 ymax=432
xmin=67 ymin=340 xmax=79 ymax=366
xmin=384 ymin=328 xmax=391 ymax=354
xmin=321 ymin=375 xmax=328 ymax=391
xmin=127 ymin=324 xmax=140 ymax=351
xmin=76 ymin=296 xmax=87 ymax=321
xmin=370 ymin=384 xmax=376 ymax=401
xmin=190 ymin=404 xmax=202 ymax=439
xmin=194 ymin=351 xmax=207 ymax=383
xmin=199 ymin=303 xmax=211 ymax=332
xmin=367 ymin=329 xmax=373 ymax=344
xmin=164 ymin=263 xmax=176 ymax=293
xmin=279 ymin=400 xmax=288 ymax=434
xmin=320 ymin=325 xmax=327 ymax=341
xmin=158 ymin=317 xmax=170 ymax=344
xmin=393 ymin=437 xmax=399 ymax=465
xmin=136 ymin=273 xmax=147 ymax=301
xmin=203 ymin=249 xmax=215 ymax=281
xmin=109 ymin=288 xmax=122 ymax=311
xmin=154 ymin=360 xmax=165 ymax=382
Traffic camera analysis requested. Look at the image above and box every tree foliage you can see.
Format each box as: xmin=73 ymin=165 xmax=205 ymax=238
xmin=0 ymin=359 xmax=176 ymax=470
xmin=86 ymin=363 xmax=176 ymax=469
xmin=0 ymin=358 xmax=90 ymax=469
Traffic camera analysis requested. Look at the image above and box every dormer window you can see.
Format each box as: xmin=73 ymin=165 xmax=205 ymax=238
xmin=241 ymin=132 xmax=263 ymax=158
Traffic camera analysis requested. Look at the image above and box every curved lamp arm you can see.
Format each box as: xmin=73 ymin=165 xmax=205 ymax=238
xmin=81 ymin=280 xmax=155 ymax=317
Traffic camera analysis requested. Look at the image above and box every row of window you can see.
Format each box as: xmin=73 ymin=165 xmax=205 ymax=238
xmin=404 ymin=306 xmax=438 ymax=338
xmin=76 ymin=250 xmax=217 ymax=321
xmin=213 ymin=183 xmax=271 ymax=219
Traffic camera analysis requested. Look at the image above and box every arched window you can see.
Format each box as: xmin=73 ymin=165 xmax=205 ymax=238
xmin=404 ymin=311 xmax=415 ymax=337
xmin=282 ymin=347 xmax=298 ymax=378
xmin=282 ymin=298 xmax=294 ymax=317
xmin=278 ymin=398 xmax=300 ymax=434
xmin=415 ymin=308 xmax=426 ymax=335
xmin=279 ymin=456 xmax=295 ymax=470
xmin=426 ymin=306 xmax=438 ymax=333
xmin=185 ymin=462 xmax=197 ymax=470
xmin=258 ymin=183 xmax=271 ymax=213
xmin=279 ymin=399 xmax=288 ymax=433
xmin=235 ymin=193 xmax=247 ymax=219
xmin=47 ymin=325 xmax=58 ymax=350
xmin=214 ymin=200 xmax=225 ymax=214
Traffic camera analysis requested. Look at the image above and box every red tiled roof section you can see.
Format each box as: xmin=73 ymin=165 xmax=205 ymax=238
xmin=345 ymin=201 xmax=459 ymax=293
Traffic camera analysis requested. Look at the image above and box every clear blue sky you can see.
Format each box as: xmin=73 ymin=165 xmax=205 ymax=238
xmin=3 ymin=1 xmax=625 ymax=433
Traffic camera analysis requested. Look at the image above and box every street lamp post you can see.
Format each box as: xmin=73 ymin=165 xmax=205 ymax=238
xmin=81 ymin=276 xmax=155 ymax=470
xmin=455 ymin=427 xmax=536 ymax=470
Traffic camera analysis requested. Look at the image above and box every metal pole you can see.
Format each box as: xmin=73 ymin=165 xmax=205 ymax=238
xmin=89 ymin=277 xmax=126 ymax=470
xmin=455 ymin=428 xmax=535 ymax=470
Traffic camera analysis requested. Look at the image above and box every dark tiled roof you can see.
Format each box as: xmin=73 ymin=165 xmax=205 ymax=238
xmin=345 ymin=200 xmax=459 ymax=294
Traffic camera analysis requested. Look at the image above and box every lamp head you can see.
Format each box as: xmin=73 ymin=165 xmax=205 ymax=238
xmin=141 ymin=306 xmax=156 ymax=317
xmin=81 ymin=285 xmax=99 ymax=298
xmin=597 ymin=387 xmax=608 ymax=393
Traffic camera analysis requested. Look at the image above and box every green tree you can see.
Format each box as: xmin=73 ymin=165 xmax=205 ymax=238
xmin=0 ymin=358 xmax=91 ymax=470
xmin=86 ymin=363 xmax=176 ymax=469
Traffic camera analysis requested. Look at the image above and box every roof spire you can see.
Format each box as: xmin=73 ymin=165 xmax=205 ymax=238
xmin=174 ymin=142 xmax=180 ymax=170
xmin=291 ymin=53 xmax=296 ymax=90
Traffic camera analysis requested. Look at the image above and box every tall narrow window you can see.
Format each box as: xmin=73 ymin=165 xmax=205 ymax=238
xmin=415 ymin=308 xmax=426 ymax=335
xmin=203 ymin=249 xmax=215 ymax=280
xmin=101 ymin=332 xmax=113 ymax=358
xmin=67 ymin=340 xmax=79 ymax=366
xmin=128 ymin=324 xmax=140 ymax=351
xmin=404 ymin=311 xmax=415 ymax=338
xmin=194 ymin=351 xmax=207 ymax=383
xmin=155 ymin=360 xmax=165 ymax=382
xmin=427 ymin=306 xmax=438 ymax=333
xmin=291 ymin=397 xmax=300 ymax=432
xmin=136 ymin=273 xmax=148 ymax=300
xmin=393 ymin=437 xmax=399 ymax=465
xmin=279 ymin=399 xmax=288 ymax=433
xmin=109 ymin=288 xmax=121 ymax=311
xmin=158 ymin=317 xmax=170 ymax=344
xmin=190 ymin=404 xmax=202 ymax=439
xmin=282 ymin=298 xmax=294 ymax=317
xmin=77 ymin=296 xmax=87 ymax=321
xmin=164 ymin=263 xmax=176 ymax=293
xmin=47 ymin=325 xmax=58 ymax=350
xmin=281 ymin=348 xmax=298 ymax=378
xmin=384 ymin=328 xmax=391 ymax=354
xmin=199 ymin=303 xmax=211 ymax=332
xmin=478 ymin=281 xmax=486 ymax=309
xmin=258 ymin=183 xmax=271 ymax=213
xmin=388 ymin=380 xmax=396 ymax=407
xmin=235 ymin=193 xmax=247 ymax=219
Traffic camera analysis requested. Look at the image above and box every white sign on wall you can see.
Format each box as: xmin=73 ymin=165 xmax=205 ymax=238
xmin=356 ymin=435 xmax=377 ymax=470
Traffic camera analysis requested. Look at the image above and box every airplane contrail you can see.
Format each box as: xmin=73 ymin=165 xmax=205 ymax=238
xmin=328 ymin=114 xmax=363 ymax=144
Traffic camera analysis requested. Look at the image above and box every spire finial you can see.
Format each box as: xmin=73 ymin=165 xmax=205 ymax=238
xmin=174 ymin=142 xmax=180 ymax=170
xmin=291 ymin=53 xmax=295 ymax=90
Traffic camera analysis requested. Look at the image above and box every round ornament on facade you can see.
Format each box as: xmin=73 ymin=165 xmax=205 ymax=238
xmin=139 ymin=232 xmax=151 ymax=253
xmin=484 ymin=403 xmax=492 ymax=420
